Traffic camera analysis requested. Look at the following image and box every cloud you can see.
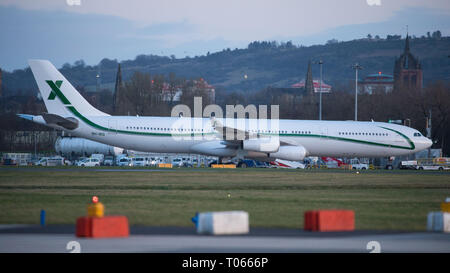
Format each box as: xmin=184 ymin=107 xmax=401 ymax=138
xmin=0 ymin=1 xmax=449 ymax=70
xmin=2 ymin=0 xmax=449 ymax=42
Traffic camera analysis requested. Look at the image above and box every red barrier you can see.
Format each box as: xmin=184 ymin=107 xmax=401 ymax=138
xmin=304 ymin=210 xmax=354 ymax=232
xmin=304 ymin=210 xmax=319 ymax=231
xmin=76 ymin=216 xmax=129 ymax=238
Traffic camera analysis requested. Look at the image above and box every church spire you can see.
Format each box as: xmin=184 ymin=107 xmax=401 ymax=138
xmin=113 ymin=63 xmax=123 ymax=114
xmin=305 ymin=60 xmax=314 ymax=95
xmin=404 ymin=33 xmax=410 ymax=54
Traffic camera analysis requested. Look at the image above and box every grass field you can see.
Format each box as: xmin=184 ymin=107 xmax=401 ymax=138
xmin=0 ymin=167 xmax=449 ymax=231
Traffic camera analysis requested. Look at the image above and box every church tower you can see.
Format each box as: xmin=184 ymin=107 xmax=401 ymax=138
xmin=113 ymin=63 xmax=123 ymax=114
xmin=393 ymin=34 xmax=423 ymax=90
xmin=305 ymin=60 xmax=314 ymax=95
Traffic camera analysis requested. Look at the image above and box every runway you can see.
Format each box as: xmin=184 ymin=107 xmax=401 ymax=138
xmin=0 ymin=225 xmax=449 ymax=253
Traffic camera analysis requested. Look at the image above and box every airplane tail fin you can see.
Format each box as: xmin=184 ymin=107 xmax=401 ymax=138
xmin=28 ymin=59 xmax=108 ymax=117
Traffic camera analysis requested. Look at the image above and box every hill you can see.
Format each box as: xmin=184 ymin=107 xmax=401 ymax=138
xmin=2 ymin=36 xmax=450 ymax=96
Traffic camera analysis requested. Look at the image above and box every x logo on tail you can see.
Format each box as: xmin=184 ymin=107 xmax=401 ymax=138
xmin=46 ymin=80 xmax=70 ymax=105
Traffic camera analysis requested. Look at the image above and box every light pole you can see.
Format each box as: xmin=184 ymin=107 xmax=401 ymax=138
xmin=96 ymin=63 xmax=101 ymax=93
xmin=96 ymin=74 xmax=100 ymax=92
xmin=352 ymin=63 xmax=363 ymax=121
xmin=34 ymin=131 xmax=37 ymax=159
xmin=313 ymin=60 xmax=324 ymax=120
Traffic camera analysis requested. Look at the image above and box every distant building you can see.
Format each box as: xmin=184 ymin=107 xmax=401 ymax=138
xmin=394 ymin=34 xmax=423 ymax=90
xmin=161 ymin=78 xmax=215 ymax=103
xmin=194 ymin=78 xmax=215 ymax=104
xmin=291 ymin=80 xmax=332 ymax=93
xmin=160 ymin=83 xmax=183 ymax=102
xmin=360 ymin=72 xmax=394 ymax=94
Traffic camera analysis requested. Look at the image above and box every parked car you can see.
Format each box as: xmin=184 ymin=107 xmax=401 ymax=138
xmin=77 ymin=158 xmax=101 ymax=167
xmin=117 ymin=157 xmax=131 ymax=167
xmin=103 ymin=156 xmax=114 ymax=166
xmin=3 ymin=158 xmax=17 ymax=166
xmin=416 ymin=165 xmax=449 ymax=171
xmin=90 ymin=154 xmax=105 ymax=165
xmin=34 ymin=157 xmax=49 ymax=166
xmin=182 ymin=162 xmax=193 ymax=168
xmin=172 ymin=158 xmax=184 ymax=167
xmin=130 ymin=157 xmax=149 ymax=167
xmin=350 ymin=159 xmax=369 ymax=170
xmin=149 ymin=157 xmax=159 ymax=166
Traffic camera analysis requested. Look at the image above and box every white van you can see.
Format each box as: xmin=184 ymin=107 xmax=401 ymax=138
xmin=35 ymin=156 xmax=68 ymax=166
xmin=117 ymin=157 xmax=131 ymax=167
xmin=104 ymin=156 xmax=114 ymax=166
xmin=130 ymin=157 xmax=149 ymax=167
xmin=77 ymin=158 xmax=101 ymax=167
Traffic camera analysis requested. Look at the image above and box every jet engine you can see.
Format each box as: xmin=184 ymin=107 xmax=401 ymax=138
xmin=243 ymin=138 xmax=280 ymax=153
xmin=269 ymin=145 xmax=307 ymax=161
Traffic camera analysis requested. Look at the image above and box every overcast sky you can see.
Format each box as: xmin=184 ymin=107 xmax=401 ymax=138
xmin=1 ymin=0 xmax=449 ymax=71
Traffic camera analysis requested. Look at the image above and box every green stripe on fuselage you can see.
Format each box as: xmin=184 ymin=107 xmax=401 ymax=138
xmin=67 ymin=106 xmax=208 ymax=137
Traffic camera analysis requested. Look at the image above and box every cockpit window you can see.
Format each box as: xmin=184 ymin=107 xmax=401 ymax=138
xmin=413 ymin=132 xmax=422 ymax=137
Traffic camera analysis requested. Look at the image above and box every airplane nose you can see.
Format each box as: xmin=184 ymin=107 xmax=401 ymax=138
xmin=425 ymin=138 xmax=432 ymax=149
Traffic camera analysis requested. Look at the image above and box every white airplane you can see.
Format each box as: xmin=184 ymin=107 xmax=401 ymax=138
xmin=19 ymin=60 xmax=432 ymax=162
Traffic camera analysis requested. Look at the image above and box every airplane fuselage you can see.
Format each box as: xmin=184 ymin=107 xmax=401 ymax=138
xmin=47 ymin=114 xmax=431 ymax=158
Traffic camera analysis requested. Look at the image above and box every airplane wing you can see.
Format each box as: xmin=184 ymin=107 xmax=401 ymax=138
xmin=209 ymin=118 xmax=293 ymax=147
xmin=210 ymin=117 xmax=258 ymax=142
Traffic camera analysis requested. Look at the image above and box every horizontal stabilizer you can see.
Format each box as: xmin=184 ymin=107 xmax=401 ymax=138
xmin=17 ymin=114 xmax=34 ymax=121
xmin=17 ymin=113 xmax=78 ymax=130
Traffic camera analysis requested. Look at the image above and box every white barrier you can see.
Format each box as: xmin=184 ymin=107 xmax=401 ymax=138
xmin=446 ymin=213 xmax=450 ymax=233
xmin=197 ymin=211 xmax=249 ymax=235
xmin=427 ymin=212 xmax=450 ymax=232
